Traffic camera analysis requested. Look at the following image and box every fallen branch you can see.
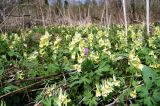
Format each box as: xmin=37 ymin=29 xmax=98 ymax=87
xmin=2 ymin=72 xmax=67 ymax=87
xmin=12 ymin=72 xmax=64 ymax=84
xmin=106 ymin=98 xmax=118 ymax=106
xmin=0 ymin=80 xmax=44 ymax=99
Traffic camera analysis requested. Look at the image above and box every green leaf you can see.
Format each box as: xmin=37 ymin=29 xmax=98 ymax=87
xmin=156 ymin=79 xmax=160 ymax=87
xmin=97 ymin=65 xmax=110 ymax=72
xmin=70 ymin=80 xmax=81 ymax=87
xmin=2 ymin=85 xmax=19 ymax=93
xmin=47 ymin=63 xmax=60 ymax=73
xmin=89 ymin=97 xmax=97 ymax=106
xmin=114 ymin=53 xmax=128 ymax=61
xmin=43 ymin=97 xmax=52 ymax=106
xmin=95 ymin=61 xmax=110 ymax=76
xmin=152 ymin=89 xmax=160 ymax=102
xmin=137 ymin=86 xmax=148 ymax=98
xmin=82 ymin=59 xmax=94 ymax=72
xmin=0 ymin=100 xmax=6 ymax=106
xmin=81 ymin=75 xmax=91 ymax=85
xmin=83 ymin=90 xmax=97 ymax=106
xmin=141 ymin=65 xmax=156 ymax=89
xmin=7 ymin=51 xmax=21 ymax=59
xmin=131 ymin=104 xmax=140 ymax=106
xmin=0 ymin=68 xmax=4 ymax=76
xmin=144 ymin=97 xmax=154 ymax=106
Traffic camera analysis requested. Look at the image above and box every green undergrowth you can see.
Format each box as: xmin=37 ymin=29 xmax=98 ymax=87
xmin=0 ymin=24 xmax=160 ymax=106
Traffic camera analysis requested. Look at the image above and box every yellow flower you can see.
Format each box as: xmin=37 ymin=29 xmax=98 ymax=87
xmin=71 ymin=52 xmax=76 ymax=60
xmin=73 ymin=32 xmax=82 ymax=43
xmin=54 ymin=36 xmax=62 ymax=46
xmin=106 ymin=39 xmax=111 ymax=48
xmin=129 ymin=50 xmax=135 ymax=60
xmin=98 ymin=38 xmax=105 ymax=47
xmin=101 ymin=85 xmax=111 ymax=97
xmin=137 ymin=64 xmax=144 ymax=70
xmin=130 ymin=56 xmax=143 ymax=70
xmin=101 ymin=81 xmax=113 ymax=97
xmin=112 ymin=75 xmax=120 ymax=87
xmin=104 ymin=82 xmax=113 ymax=94
xmin=73 ymin=64 xmax=81 ymax=72
xmin=16 ymin=71 xmax=24 ymax=80
xmin=39 ymin=31 xmax=51 ymax=48
xmin=88 ymin=33 xmax=94 ymax=42
xmin=63 ymin=56 xmax=69 ymax=64
xmin=69 ymin=42 xmax=75 ymax=51
xmin=101 ymin=85 xmax=108 ymax=97
xmin=150 ymin=64 xmax=160 ymax=68
xmin=95 ymin=84 xmax=101 ymax=97
xmin=39 ymin=49 xmax=45 ymax=55
xmin=89 ymin=52 xmax=99 ymax=63
xmin=46 ymin=88 xmax=52 ymax=97
xmin=58 ymin=88 xmax=70 ymax=106
xmin=65 ymin=34 xmax=71 ymax=40
xmin=28 ymin=51 xmax=38 ymax=60
xmin=14 ymin=34 xmax=20 ymax=41
xmin=129 ymin=49 xmax=143 ymax=70
xmin=130 ymin=90 xmax=137 ymax=98
xmin=97 ymin=30 xmax=106 ymax=37
xmin=77 ymin=55 xmax=84 ymax=64
xmin=45 ymin=84 xmax=57 ymax=97
xmin=39 ymin=36 xmax=49 ymax=48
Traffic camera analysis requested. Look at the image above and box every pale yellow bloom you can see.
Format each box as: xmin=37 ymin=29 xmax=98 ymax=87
xmin=98 ymin=38 xmax=105 ymax=47
xmin=129 ymin=50 xmax=135 ymax=60
xmin=129 ymin=49 xmax=143 ymax=70
xmin=71 ymin=52 xmax=76 ymax=60
xmin=69 ymin=42 xmax=75 ymax=51
xmin=101 ymin=85 xmax=108 ymax=97
xmin=45 ymin=84 xmax=56 ymax=97
xmin=54 ymin=36 xmax=62 ymax=46
xmin=101 ymin=81 xmax=113 ymax=97
xmin=23 ymin=52 xmax=27 ymax=57
xmin=112 ymin=75 xmax=120 ymax=87
xmin=130 ymin=90 xmax=137 ymax=98
xmin=88 ymin=33 xmax=94 ymax=42
xmin=73 ymin=64 xmax=81 ymax=72
xmin=138 ymin=64 xmax=144 ymax=70
xmin=28 ymin=51 xmax=38 ymax=60
xmin=65 ymin=34 xmax=71 ymax=40
xmin=63 ymin=56 xmax=69 ymax=64
xmin=14 ymin=34 xmax=21 ymax=41
xmin=95 ymin=84 xmax=101 ymax=97
xmin=39 ymin=49 xmax=45 ymax=55
xmin=39 ymin=36 xmax=49 ymax=48
xmin=97 ymin=30 xmax=107 ymax=37
xmin=104 ymin=83 xmax=113 ymax=94
xmin=150 ymin=64 xmax=160 ymax=68
xmin=39 ymin=31 xmax=51 ymax=48
xmin=89 ymin=52 xmax=99 ymax=63
xmin=77 ymin=55 xmax=84 ymax=64
xmin=79 ymin=40 xmax=87 ymax=54
xmin=73 ymin=32 xmax=82 ymax=43
xmin=16 ymin=71 xmax=24 ymax=80
xmin=58 ymin=88 xmax=70 ymax=106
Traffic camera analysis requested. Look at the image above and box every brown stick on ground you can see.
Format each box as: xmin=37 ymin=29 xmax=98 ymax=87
xmin=0 ymin=80 xmax=44 ymax=99
xmin=2 ymin=72 xmax=67 ymax=87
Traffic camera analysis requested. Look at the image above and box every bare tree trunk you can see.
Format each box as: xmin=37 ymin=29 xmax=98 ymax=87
xmin=146 ymin=0 xmax=150 ymax=35
xmin=122 ymin=0 xmax=128 ymax=36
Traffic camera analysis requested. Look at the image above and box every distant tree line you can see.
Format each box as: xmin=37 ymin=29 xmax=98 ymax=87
xmin=0 ymin=0 xmax=160 ymax=31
